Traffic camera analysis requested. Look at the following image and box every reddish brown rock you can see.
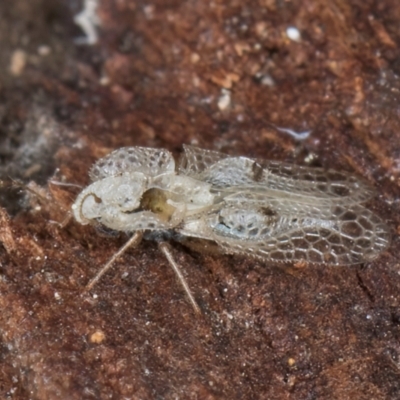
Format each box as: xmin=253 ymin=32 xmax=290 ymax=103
xmin=0 ymin=0 xmax=399 ymax=399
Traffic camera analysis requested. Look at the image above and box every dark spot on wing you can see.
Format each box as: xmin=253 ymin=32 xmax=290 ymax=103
xmin=260 ymin=207 xmax=277 ymax=217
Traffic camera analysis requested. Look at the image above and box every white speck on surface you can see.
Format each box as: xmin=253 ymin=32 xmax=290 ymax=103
xmin=9 ymin=49 xmax=27 ymax=76
xmin=99 ymin=75 xmax=110 ymax=86
xmin=217 ymin=89 xmax=231 ymax=110
xmin=190 ymin=53 xmax=200 ymax=63
xmin=254 ymin=73 xmax=275 ymax=87
xmin=74 ymin=0 xmax=100 ymax=45
xmin=54 ymin=292 xmax=61 ymax=300
xmin=37 ymin=45 xmax=51 ymax=56
xmin=286 ymin=26 xmax=301 ymax=42
xmin=143 ymin=5 xmax=155 ymax=19
xmin=275 ymin=126 xmax=311 ymax=141
xmin=37 ymin=45 xmax=51 ymax=57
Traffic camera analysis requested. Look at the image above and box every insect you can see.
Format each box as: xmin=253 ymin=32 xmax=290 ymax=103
xmin=72 ymin=145 xmax=390 ymax=313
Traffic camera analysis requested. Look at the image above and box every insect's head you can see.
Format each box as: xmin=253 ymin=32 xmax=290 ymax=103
xmin=72 ymin=173 xmax=147 ymax=228
xmin=72 ymin=172 xmax=183 ymax=232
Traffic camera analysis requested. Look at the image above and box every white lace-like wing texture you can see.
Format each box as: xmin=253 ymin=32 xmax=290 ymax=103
xmin=75 ymin=145 xmax=390 ymax=265
xmin=178 ymin=146 xmax=389 ymax=265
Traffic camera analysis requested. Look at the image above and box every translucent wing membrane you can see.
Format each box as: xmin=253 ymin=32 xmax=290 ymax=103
xmin=191 ymin=203 xmax=390 ymax=265
xmin=179 ymin=145 xmax=228 ymax=176
xmin=255 ymin=160 xmax=374 ymax=203
xmin=180 ymin=146 xmax=373 ymax=203
xmin=215 ymin=224 xmax=388 ymax=265
xmin=177 ymin=146 xmax=388 ymax=264
xmin=90 ymin=147 xmax=175 ymax=181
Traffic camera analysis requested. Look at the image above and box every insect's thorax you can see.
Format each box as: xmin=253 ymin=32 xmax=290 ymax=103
xmin=141 ymin=174 xmax=216 ymax=220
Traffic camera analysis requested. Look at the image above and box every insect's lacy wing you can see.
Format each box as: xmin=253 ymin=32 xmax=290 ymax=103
xmin=89 ymin=147 xmax=175 ymax=181
xmin=258 ymin=159 xmax=374 ymax=203
xmin=178 ymin=145 xmax=229 ymax=177
xmin=224 ymin=194 xmax=343 ymax=219
xmin=206 ymin=204 xmax=390 ymax=265
xmin=194 ymin=156 xmax=374 ymax=204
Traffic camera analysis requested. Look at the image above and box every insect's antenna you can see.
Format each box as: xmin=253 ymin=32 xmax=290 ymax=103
xmin=48 ymin=180 xmax=83 ymax=190
xmin=158 ymin=242 xmax=201 ymax=315
xmin=84 ymin=231 xmax=143 ymax=291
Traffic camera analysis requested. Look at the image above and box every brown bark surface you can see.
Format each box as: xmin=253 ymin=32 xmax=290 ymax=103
xmin=0 ymin=0 xmax=399 ymax=399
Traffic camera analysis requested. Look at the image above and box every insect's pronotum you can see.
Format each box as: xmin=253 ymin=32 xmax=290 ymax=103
xmin=72 ymin=145 xmax=390 ymax=313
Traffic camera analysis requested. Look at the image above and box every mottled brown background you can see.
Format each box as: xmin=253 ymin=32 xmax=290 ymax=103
xmin=0 ymin=0 xmax=399 ymax=399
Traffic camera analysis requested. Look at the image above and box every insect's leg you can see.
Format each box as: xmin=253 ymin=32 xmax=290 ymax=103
xmin=85 ymin=231 xmax=143 ymax=291
xmin=56 ymin=212 xmax=72 ymax=228
xmin=48 ymin=179 xmax=83 ymax=190
xmin=158 ymin=242 xmax=201 ymax=315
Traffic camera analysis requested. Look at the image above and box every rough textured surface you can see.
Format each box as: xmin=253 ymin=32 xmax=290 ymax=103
xmin=0 ymin=0 xmax=399 ymax=399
